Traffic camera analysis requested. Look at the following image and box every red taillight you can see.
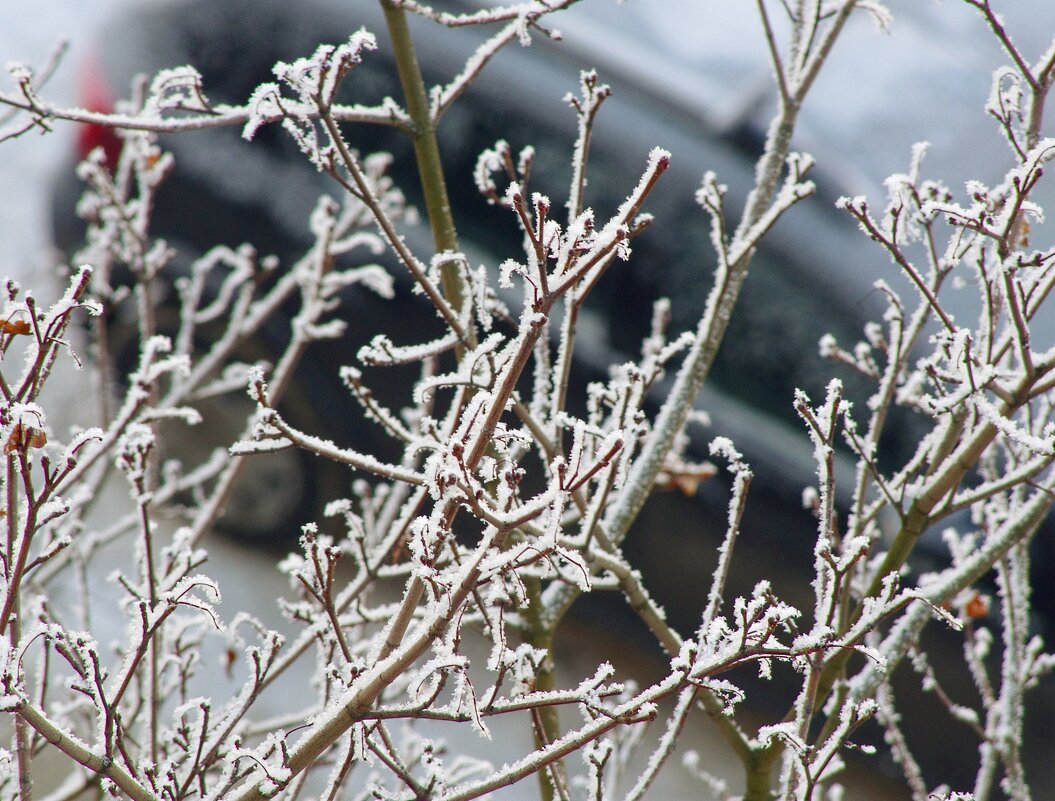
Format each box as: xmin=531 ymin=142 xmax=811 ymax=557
xmin=75 ymin=54 xmax=122 ymax=171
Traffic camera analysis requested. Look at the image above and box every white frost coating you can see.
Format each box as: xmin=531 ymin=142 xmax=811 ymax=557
xmin=973 ymin=394 xmax=1055 ymax=455
xmin=242 ymin=29 xmax=378 ymax=170
xmin=294 ymin=30 xmax=375 ymax=101
xmin=554 ymin=208 xmax=595 ymax=275
xmin=708 ymin=436 xmax=741 ymax=464
xmin=473 ymin=140 xmax=508 ymax=200
xmin=62 ymin=427 xmax=103 ymax=462
xmin=321 ymin=263 xmax=392 ymax=300
xmin=412 ymin=332 xmax=506 ymax=402
xmin=5 ymin=61 xmax=32 ymax=84
xmin=359 ymin=330 xmax=459 ymax=367
xmin=696 ymin=171 xmax=730 ymax=265
xmin=540 ymin=146 xmax=670 ymax=304
xmin=36 ymin=495 xmax=70 ymax=523
xmin=145 ymin=66 xmax=210 ymax=115
xmin=856 ymin=0 xmax=892 ymax=33
xmin=234 ymin=409 xmax=425 ymax=485
xmin=3 ymin=401 xmax=46 ymax=440
xmin=432 ymin=18 xmax=525 ymax=119
xmin=242 ymin=82 xmax=285 ymax=141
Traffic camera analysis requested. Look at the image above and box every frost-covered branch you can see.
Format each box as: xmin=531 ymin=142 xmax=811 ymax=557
xmin=6 ymin=1 xmax=1055 ymax=800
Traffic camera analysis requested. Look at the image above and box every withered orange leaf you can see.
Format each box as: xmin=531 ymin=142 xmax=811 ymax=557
xmin=0 ymin=318 xmax=31 ymax=335
xmin=965 ymin=591 xmax=989 ymax=619
xmin=655 ymin=463 xmax=718 ymax=497
xmin=4 ymin=425 xmax=47 ymax=454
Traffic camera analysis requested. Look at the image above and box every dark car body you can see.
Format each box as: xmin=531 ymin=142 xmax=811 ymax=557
xmin=52 ymin=0 xmax=885 ymax=549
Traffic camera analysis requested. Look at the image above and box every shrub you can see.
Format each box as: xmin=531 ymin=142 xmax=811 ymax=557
xmin=0 ymin=1 xmax=1054 ymax=799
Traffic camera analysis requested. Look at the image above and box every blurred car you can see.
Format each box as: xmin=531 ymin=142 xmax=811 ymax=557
xmin=52 ymin=0 xmax=885 ymax=548
xmin=51 ymin=0 xmax=1055 ymax=627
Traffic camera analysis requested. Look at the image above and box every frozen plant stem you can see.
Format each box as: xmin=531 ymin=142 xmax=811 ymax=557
xmin=135 ymin=473 xmax=161 ymax=767
xmin=607 ymin=0 xmax=855 ymax=549
xmin=524 ymin=576 xmax=562 ymax=801
xmin=7 ymin=456 xmax=32 ymax=801
xmin=380 ymin=3 xmax=562 ymax=792
xmin=379 ymin=0 xmax=474 ymax=347
xmin=231 ymin=147 xmax=668 ymax=800
xmin=536 ymin=3 xmax=858 ymax=795
xmin=13 ymin=699 xmax=156 ymax=801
